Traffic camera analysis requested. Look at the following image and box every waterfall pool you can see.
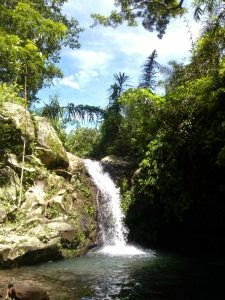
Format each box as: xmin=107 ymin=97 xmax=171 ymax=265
xmin=1 ymin=161 xmax=224 ymax=299
xmin=0 ymin=250 xmax=225 ymax=299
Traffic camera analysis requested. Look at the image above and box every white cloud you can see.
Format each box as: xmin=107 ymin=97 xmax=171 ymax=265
xmin=101 ymin=17 xmax=202 ymax=63
xmin=66 ymin=49 xmax=113 ymax=71
xmin=63 ymin=0 xmax=114 ymax=26
xmin=59 ymin=75 xmax=80 ymax=89
xmin=56 ymin=69 xmax=100 ymax=90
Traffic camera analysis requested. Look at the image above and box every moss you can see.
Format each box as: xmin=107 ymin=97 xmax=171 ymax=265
xmin=0 ymin=120 xmax=23 ymax=164
xmin=84 ymin=204 xmax=95 ymax=216
xmin=46 ymin=134 xmax=64 ymax=159
xmin=46 ymin=202 xmax=61 ymax=219
xmin=59 ymin=231 xmax=86 ymax=252
xmin=22 ymin=169 xmax=39 ymax=190
xmin=6 ymin=209 xmax=26 ymax=225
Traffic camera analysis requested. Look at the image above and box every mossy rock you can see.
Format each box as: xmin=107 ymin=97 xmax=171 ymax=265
xmin=34 ymin=116 xmax=69 ymax=169
xmin=0 ymin=102 xmax=35 ymax=141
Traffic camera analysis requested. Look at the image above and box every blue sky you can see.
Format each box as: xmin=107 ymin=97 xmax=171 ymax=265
xmin=38 ymin=0 xmax=202 ymax=108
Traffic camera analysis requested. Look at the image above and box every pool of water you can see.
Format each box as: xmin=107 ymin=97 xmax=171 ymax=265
xmin=0 ymin=249 xmax=225 ymax=299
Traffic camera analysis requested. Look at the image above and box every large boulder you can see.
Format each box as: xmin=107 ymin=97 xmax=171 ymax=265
xmin=67 ymin=152 xmax=84 ymax=174
xmin=0 ymin=167 xmax=98 ymax=267
xmin=0 ymin=102 xmax=35 ymax=141
xmin=34 ymin=116 xmax=69 ymax=169
xmin=0 ymin=103 xmax=98 ymax=268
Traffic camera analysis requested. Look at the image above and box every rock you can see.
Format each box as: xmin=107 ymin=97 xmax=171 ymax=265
xmin=54 ymin=169 xmax=73 ymax=180
xmin=34 ymin=116 xmax=69 ymax=169
xmin=67 ymin=152 xmax=83 ymax=173
xmin=0 ymin=166 xmax=20 ymax=204
xmin=7 ymin=280 xmax=50 ymax=300
xmin=47 ymin=222 xmax=76 ymax=242
xmin=101 ymin=155 xmax=136 ymax=185
xmin=0 ymin=233 xmax=61 ymax=266
xmin=25 ymin=155 xmax=44 ymax=167
xmin=0 ymin=109 xmax=98 ymax=267
xmin=23 ymin=186 xmax=46 ymax=209
xmin=7 ymin=154 xmax=36 ymax=173
xmin=0 ymin=102 xmax=35 ymax=141
xmin=101 ymin=155 xmax=131 ymax=166
xmin=0 ymin=209 xmax=6 ymax=223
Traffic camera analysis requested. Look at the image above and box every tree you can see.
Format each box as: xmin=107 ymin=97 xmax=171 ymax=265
xmin=91 ymin=0 xmax=186 ymax=38
xmin=0 ymin=0 xmax=82 ymax=103
xmin=118 ymin=88 xmax=164 ymax=158
xmin=65 ymin=127 xmax=100 ymax=158
xmin=193 ymin=0 xmax=224 ymax=21
xmin=95 ymin=73 xmax=130 ymax=156
xmin=92 ymin=1 xmax=224 ymax=38
xmin=41 ymin=96 xmax=104 ymax=124
xmin=139 ymin=49 xmax=160 ymax=90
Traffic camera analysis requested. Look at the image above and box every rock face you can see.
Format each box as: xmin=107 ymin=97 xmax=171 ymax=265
xmin=101 ymin=155 xmax=136 ymax=185
xmin=0 ymin=102 xmax=35 ymax=140
xmin=0 ymin=103 xmax=98 ymax=268
xmin=34 ymin=116 xmax=69 ymax=169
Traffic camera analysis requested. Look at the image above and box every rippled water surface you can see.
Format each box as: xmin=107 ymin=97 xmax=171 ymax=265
xmin=0 ymin=250 xmax=225 ymax=299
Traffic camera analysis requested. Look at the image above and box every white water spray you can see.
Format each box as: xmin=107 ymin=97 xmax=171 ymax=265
xmin=84 ymin=159 xmax=145 ymax=256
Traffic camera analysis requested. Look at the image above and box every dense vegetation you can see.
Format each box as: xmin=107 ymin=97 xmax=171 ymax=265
xmin=88 ymin=1 xmax=225 ymax=253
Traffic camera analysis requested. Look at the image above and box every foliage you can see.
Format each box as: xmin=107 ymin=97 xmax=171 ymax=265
xmin=93 ymin=2 xmax=225 ymax=252
xmin=118 ymin=88 xmax=164 ymax=159
xmin=0 ymin=121 xmax=23 ymax=164
xmin=94 ymin=73 xmax=130 ymax=157
xmin=0 ymin=83 xmax=26 ymax=107
xmin=124 ymin=20 xmax=225 ymax=248
xmin=65 ymin=127 xmax=100 ymax=158
xmin=41 ymin=95 xmax=104 ymax=124
xmin=139 ymin=50 xmax=160 ymax=90
xmin=126 ymin=73 xmax=225 ymax=249
xmin=91 ymin=0 xmax=186 ymax=38
xmin=0 ymin=0 xmax=82 ymax=103
xmin=120 ymin=177 xmax=135 ymax=213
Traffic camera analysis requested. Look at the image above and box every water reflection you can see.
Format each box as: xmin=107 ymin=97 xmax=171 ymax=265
xmin=0 ymin=252 xmax=225 ymax=299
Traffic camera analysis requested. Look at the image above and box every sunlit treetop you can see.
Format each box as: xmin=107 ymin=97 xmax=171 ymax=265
xmin=91 ymin=0 xmax=224 ymax=38
xmin=91 ymin=0 xmax=186 ymax=38
xmin=0 ymin=0 xmax=82 ymax=103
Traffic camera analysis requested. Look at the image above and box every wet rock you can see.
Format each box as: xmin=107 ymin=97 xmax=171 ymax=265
xmin=101 ymin=155 xmax=136 ymax=185
xmin=0 ymin=234 xmax=61 ymax=267
xmin=7 ymin=280 xmax=50 ymax=300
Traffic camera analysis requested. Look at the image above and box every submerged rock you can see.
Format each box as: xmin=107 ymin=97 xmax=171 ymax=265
xmin=7 ymin=280 xmax=50 ymax=300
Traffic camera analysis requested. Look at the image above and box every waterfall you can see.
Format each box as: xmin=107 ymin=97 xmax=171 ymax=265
xmin=84 ymin=159 xmax=144 ymax=256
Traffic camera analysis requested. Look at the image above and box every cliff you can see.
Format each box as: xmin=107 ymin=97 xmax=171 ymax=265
xmin=0 ymin=102 xmax=98 ymax=268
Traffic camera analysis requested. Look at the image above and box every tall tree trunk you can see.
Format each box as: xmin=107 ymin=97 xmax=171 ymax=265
xmin=18 ymin=66 xmax=28 ymax=207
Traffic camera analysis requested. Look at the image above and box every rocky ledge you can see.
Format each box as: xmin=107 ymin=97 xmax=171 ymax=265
xmin=0 ymin=103 xmax=98 ymax=268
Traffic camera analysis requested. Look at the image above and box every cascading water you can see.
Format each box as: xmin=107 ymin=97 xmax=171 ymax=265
xmin=84 ymin=159 xmax=145 ymax=256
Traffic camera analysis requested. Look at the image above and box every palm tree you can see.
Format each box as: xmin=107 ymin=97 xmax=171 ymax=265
xmin=139 ymin=50 xmax=160 ymax=90
xmin=41 ymin=95 xmax=104 ymax=124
